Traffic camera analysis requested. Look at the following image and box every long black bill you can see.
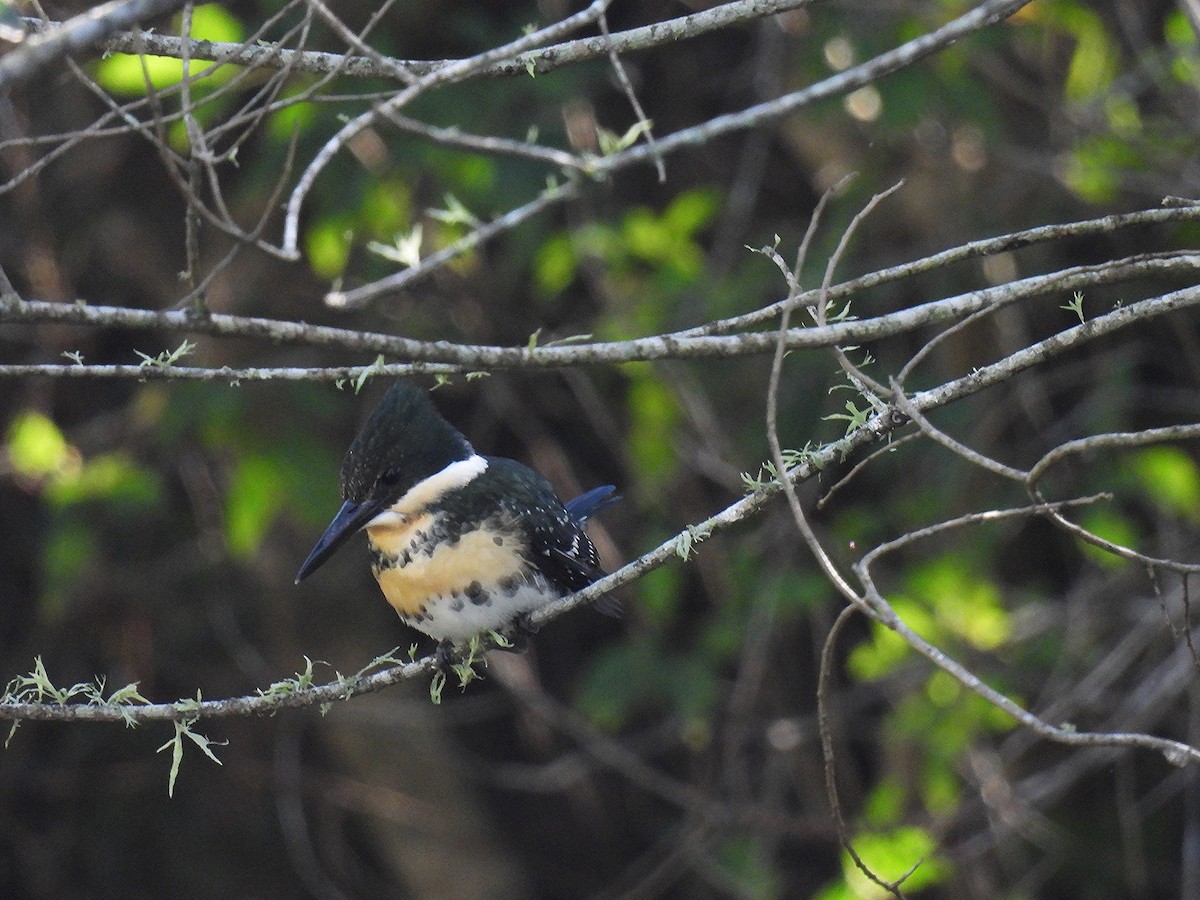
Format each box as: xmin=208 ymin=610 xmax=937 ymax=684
xmin=294 ymin=498 xmax=385 ymax=584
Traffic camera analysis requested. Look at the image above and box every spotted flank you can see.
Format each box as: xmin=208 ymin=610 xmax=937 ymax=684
xmin=386 ymin=566 xmax=561 ymax=644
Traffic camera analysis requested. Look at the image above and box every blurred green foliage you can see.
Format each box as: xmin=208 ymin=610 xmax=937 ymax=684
xmin=94 ymin=5 xmax=244 ymax=96
xmin=816 ymin=826 xmax=950 ymax=899
xmin=5 ymin=410 xmax=163 ymax=622
xmin=1127 ymin=445 xmax=1200 ymax=524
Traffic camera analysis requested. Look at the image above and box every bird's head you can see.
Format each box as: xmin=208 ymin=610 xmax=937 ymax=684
xmin=295 ymin=382 xmax=473 ymax=583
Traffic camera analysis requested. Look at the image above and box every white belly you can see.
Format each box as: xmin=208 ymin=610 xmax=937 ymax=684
xmin=400 ymin=577 xmax=561 ymax=643
xmin=366 ymin=514 xmax=560 ymax=643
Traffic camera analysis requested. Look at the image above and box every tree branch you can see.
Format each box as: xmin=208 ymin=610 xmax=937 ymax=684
xmin=3 ymin=252 xmax=1197 ymax=374
xmin=20 ymin=0 xmax=817 ymax=83
xmin=0 ymin=0 xmax=190 ymax=90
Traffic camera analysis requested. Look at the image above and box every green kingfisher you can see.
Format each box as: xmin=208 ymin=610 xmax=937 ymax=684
xmin=295 ymin=382 xmax=618 ymax=651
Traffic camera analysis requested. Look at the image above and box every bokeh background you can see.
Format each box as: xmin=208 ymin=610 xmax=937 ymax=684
xmin=4 ymin=1 xmax=1200 ymax=897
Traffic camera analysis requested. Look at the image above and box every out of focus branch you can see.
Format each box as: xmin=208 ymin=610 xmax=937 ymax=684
xmin=0 ymin=0 xmax=189 ymax=90
xmin=18 ymin=0 xmax=816 ymax=82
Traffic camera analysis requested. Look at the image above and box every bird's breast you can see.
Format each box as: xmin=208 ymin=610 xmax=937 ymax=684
xmin=366 ymin=514 xmax=555 ymax=641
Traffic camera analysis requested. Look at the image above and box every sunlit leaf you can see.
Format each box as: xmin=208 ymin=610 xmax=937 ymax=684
xmin=533 ymin=233 xmax=578 ymax=297
xmin=1062 ymin=7 xmax=1118 ymax=101
xmin=305 ymin=218 xmax=352 ymax=278
xmin=1078 ymin=508 xmax=1138 ymax=567
xmin=225 ymin=453 xmax=285 ymax=557
xmin=45 ymin=454 xmax=160 ymax=507
xmin=816 ymin=825 xmax=949 ymax=899
xmin=662 ymin=187 xmax=720 ymax=237
xmin=1063 ymin=143 xmax=1121 ymax=203
xmin=627 ymin=369 xmax=679 ymax=488
xmin=864 ymin=777 xmax=906 ymax=827
xmin=1128 ymin=446 xmax=1200 ymax=524
xmin=94 ymin=5 xmax=244 ymax=96
xmin=268 ymin=97 xmax=318 ymax=140
xmin=910 ymin=558 xmax=1011 ymax=651
xmin=6 ymin=411 xmax=73 ymax=479
xmin=362 ymin=178 xmax=412 ymax=237
xmin=924 ymin=669 xmax=961 ymax=707
xmin=846 ymin=598 xmax=935 ymax=680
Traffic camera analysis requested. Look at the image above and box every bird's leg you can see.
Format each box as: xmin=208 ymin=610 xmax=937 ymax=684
xmin=497 ymin=613 xmax=539 ymax=654
xmin=434 ymin=639 xmax=457 ymax=673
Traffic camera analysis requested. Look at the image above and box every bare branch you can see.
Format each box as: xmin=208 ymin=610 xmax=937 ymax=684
xmin=281 ymin=0 xmax=614 ymax=257
xmin=683 ymin=205 xmax=1200 ymax=338
xmin=22 ymin=0 xmax=818 ymax=83
xmin=325 ymin=180 xmax=582 ymax=308
xmin=0 ymin=0 xmax=190 ymax=90
xmin=591 ymin=0 xmax=1036 ymax=176
xmin=5 ymin=253 xmax=1197 ymax=372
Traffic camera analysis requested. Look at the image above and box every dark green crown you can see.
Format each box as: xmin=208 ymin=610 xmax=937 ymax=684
xmin=339 ymin=382 xmax=474 ymax=504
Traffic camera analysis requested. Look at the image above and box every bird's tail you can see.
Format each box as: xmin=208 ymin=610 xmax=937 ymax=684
xmin=565 ymin=485 xmax=620 ymax=523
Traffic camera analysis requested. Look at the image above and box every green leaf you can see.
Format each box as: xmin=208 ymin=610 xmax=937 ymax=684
xmin=533 ymin=233 xmax=578 ymax=297
xmin=816 ymin=826 xmax=950 ymax=899
xmin=713 ymin=835 xmax=781 ymax=899
xmin=362 ymin=178 xmax=413 ymax=237
xmin=909 ymin=558 xmax=1011 ymax=651
xmin=576 ymin=641 xmax=658 ymax=730
xmin=93 ymin=5 xmax=245 ymax=96
xmin=662 ymin=187 xmax=720 ymax=237
xmin=224 ymin=453 xmax=286 ymax=557
xmin=39 ymin=523 xmax=96 ymax=622
xmin=1060 ymin=5 xmax=1119 ymax=102
xmin=1128 ymin=446 xmax=1200 ymax=523
xmin=863 ymin=777 xmax=906 ymax=827
xmin=1078 ymin=508 xmax=1139 ymax=567
xmin=267 ymin=96 xmax=317 ymax=141
xmin=847 ymin=598 xmax=933 ymax=680
xmin=627 ymin=370 xmax=679 ymax=488
xmin=1063 ymin=135 xmax=1141 ymax=204
xmin=305 ymin=218 xmax=353 ymax=278
xmin=6 ymin=411 xmax=72 ymax=479
xmin=44 ymin=453 xmax=161 ymax=507
xmin=1165 ymin=9 xmax=1199 ymax=48
xmin=635 ymin=557 xmax=682 ymax=627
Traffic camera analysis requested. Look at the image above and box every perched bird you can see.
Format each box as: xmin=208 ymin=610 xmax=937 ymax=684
xmin=295 ymin=382 xmax=618 ymax=654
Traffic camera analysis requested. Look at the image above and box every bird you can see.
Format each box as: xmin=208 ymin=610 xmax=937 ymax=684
xmin=295 ymin=381 xmax=619 ymax=657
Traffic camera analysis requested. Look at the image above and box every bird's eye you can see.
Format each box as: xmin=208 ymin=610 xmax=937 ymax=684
xmin=378 ymin=467 xmax=402 ymax=487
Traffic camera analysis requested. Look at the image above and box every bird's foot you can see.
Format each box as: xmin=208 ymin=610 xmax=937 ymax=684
xmin=434 ymin=639 xmax=458 ymax=674
xmin=495 ymin=613 xmax=538 ymax=654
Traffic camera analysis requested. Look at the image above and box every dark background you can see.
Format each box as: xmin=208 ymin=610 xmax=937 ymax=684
xmin=3 ymin=1 xmax=1200 ymax=897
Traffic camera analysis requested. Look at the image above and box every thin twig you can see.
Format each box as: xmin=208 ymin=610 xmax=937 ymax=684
xmin=819 ymin=604 xmax=907 ymax=897
xmin=598 ymin=9 xmax=666 ymax=183
xmin=281 ymin=0 xmax=614 ymax=257
xmin=325 ymin=180 xmax=582 ymax=308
